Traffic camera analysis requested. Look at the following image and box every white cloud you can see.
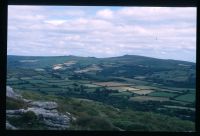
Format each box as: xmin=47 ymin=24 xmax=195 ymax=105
xmin=44 ymin=20 xmax=67 ymax=25
xmin=117 ymin=7 xmax=196 ymax=21
xmin=96 ymin=9 xmax=113 ymax=19
xmin=8 ymin=6 xmax=196 ymax=62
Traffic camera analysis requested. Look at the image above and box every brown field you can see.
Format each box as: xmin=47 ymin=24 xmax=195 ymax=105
xmin=107 ymin=86 xmax=139 ymax=92
xmin=130 ymin=90 xmax=155 ymax=95
xmin=107 ymin=86 xmax=154 ymax=94
xmin=93 ymin=82 xmax=131 ymax=87
xmin=83 ymin=84 xmax=100 ymax=88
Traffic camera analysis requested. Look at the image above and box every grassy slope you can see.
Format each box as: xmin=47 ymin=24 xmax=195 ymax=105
xmin=18 ymin=90 xmax=194 ymax=131
xmin=6 ymin=55 xmax=196 ymax=131
xmin=7 ymin=55 xmax=196 ymax=88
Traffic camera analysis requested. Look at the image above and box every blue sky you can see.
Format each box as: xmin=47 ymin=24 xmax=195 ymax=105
xmin=8 ymin=6 xmax=196 ymax=62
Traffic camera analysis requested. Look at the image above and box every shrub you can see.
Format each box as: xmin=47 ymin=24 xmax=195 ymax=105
xmin=21 ymin=111 xmax=38 ymax=123
xmin=7 ymin=111 xmax=45 ymax=129
xmin=76 ymin=115 xmax=115 ymax=130
xmin=6 ymin=97 xmax=27 ymax=110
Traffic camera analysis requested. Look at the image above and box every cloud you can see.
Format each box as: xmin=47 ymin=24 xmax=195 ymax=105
xmin=96 ymin=9 xmax=114 ymax=19
xmin=44 ymin=20 xmax=67 ymax=25
xmin=8 ymin=6 xmax=196 ymax=62
xmin=117 ymin=7 xmax=196 ymax=21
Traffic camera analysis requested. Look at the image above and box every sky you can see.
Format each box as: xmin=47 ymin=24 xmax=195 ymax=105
xmin=8 ymin=6 xmax=196 ymax=62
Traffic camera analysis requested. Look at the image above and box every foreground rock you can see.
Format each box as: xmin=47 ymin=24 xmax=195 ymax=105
xmin=29 ymin=101 xmax=58 ymax=110
xmin=6 ymin=86 xmax=22 ymax=100
xmin=6 ymin=86 xmax=71 ymax=130
xmin=6 ymin=121 xmax=18 ymax=130
xmin=7 ymin=106 xmax=70 ymax=129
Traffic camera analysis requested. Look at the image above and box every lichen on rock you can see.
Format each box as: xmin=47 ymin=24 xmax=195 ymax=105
xmin=6 ymin=86 xmax=71 ymax=130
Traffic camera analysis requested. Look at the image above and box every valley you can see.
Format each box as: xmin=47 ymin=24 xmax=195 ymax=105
xmin=6 ymin=55 xmax=196 ymax=131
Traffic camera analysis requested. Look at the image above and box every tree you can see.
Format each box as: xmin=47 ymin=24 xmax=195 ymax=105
xmin=21 ymin=111 xmax=38 ymax=123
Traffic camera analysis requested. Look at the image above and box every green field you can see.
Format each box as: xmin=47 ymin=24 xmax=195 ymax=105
xmin=84 ymin=84 xmax=100 ymax=88
xmin=175 ymin=94 xmax=195 ymax=103
xmin=109 ymin=91 xmax=132 ymax=97
xmin=148 ymin=91 xmax=178 ymax=98
xmin=6 ymin=55 xmax=196 ymax=131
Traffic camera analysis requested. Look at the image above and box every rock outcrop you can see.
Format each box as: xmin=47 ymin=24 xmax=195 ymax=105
xmin=6 ymin=86 xmax=22 ymax=100
xmin=29 ymin=101 xmax=58 ymax=110
xmin=7 ymin=106 xmax=70 ymax=129
xmin=6 ymin=86 xmax=71 ymax=130
xmin=6 ymin=121 xmax=18 ymax=130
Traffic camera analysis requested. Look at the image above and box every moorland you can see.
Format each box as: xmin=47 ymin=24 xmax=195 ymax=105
xmin=6 ymin=55 xmax=196 ymax=131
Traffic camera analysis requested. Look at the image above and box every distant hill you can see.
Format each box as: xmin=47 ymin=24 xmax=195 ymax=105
xmin=7 ymin=55 xmax=195 ymax=68
xmin=7 ymin=55 xmax=196 ymax=88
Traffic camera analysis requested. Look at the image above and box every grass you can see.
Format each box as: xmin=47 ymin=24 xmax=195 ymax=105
xmin=129 ymin=96 xmax=169 ymax=102
xmin=107 ymin=86 xmax=139 ymax=92
xmin=161 ymin=87 xmax=195 ymax=92
xmin=6 ymin=55 xmax=196 ymax=130
xmin=46 ymin=79 xmax=67 ymax=83
xmin=129 ymin=89 xmax=154 ymax=95
xmin=57 ymin=95 xmax=195 ymax=131
xmin=47 ymin=82 xmax=73 ymax=86
xmin=94 ymin=82 xmax=131 ymax=87
xmin=148 ymin=91 xmax=178 ymax=98
xmin=133 ymin=85 xmax=157 ymax=90
xmin=8 ymin=88 xmax=195 ymax=131
xmin=175 ymin=94 xmax=195 ymax=103
xmin=109 ymin=92 xmax=132 ymax=98
xmin=84 ymin=88 xmax=96 ymax=93
xmin=7 ymin=111 xmax=48 ymax=130
xmin=6 ymin=97 xmax=28 ymax=110
xmin=58 ymin=96 xmax=195 ymax=131
xmin=28 ymin=80 xmax=47 ymax=84
xmin=19 ymin=90 xmax=44 ymax=100
xmin=7 ymin=77 xmax=19 ymax=81
xmin=31 ymin=75 xmax=47 ymax=79
xmin=39 ymin=87 xmax=63 ymax=92
xmin=113 ymin=77 xmax=150 ymax=85
xmin=83 ymin=84 xmax=100 ymax=88
xmin=20 ymin=77 xmax=32 ymax=80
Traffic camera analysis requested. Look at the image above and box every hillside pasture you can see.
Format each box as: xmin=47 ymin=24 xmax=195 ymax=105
xmin=109 ymin=92 xmax=132 ymax=98
xmin=129 ymin=96 xmax=169 ymax=102
xmin=20 ymin=77 xmax=32 ymax=80
xmin=107 ymin=86 xmax=139 ymax=92
xmin=7 ymin=77 xmax=19 ymax=81
xmin=32 ymin=75 xmax=47 ymax=80
xmin=130 ymin=90 xmax=155 ymax=95
xmin=45 ymin=81 xmax=74 ymax=86
xmin=164 ymin=105 xmax=195 ymax=111
xmin=46 ymin=79 xmax=67 ymax=83
xmin=28 ymin=79 xmax=47 ymax=84
xmin=148 ymin=91 xmax=178 ymax=98
xmin=83 ymin=84 xmax=100 ymax=88
xmin=174 ymin=94 xmax=195 ymax=103
xmin=133 ymin=85 xmax=157 ymax=90
xmin=107 ymin=86 xmax=154 ymax=95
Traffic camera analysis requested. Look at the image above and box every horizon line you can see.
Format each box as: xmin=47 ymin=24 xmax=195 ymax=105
xmin=7 ymin=54 xmax=196 ymax=63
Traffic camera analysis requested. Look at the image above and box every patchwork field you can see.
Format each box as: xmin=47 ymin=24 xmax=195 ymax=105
xmin=108 ymin=86 xmax=154 ymax=94
xmin=93 ymin=82 xmax=131 ymax=87
xmin=174 ymin=94 xmax=195 ymax=103
xmin=107 ymin=86 xmax=139 ymax=91
xmin=148 ymin=91 xmax=178 ymax=98
xmin=83 ymin=84 xmax=100 ymax=88
xmin=129 ymin=96 xmax=169 ymax=102
xmin=6 ymin=55 xmax=196 ymax=131
xmin=164 ymin=105 xmax=195 ymax=111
